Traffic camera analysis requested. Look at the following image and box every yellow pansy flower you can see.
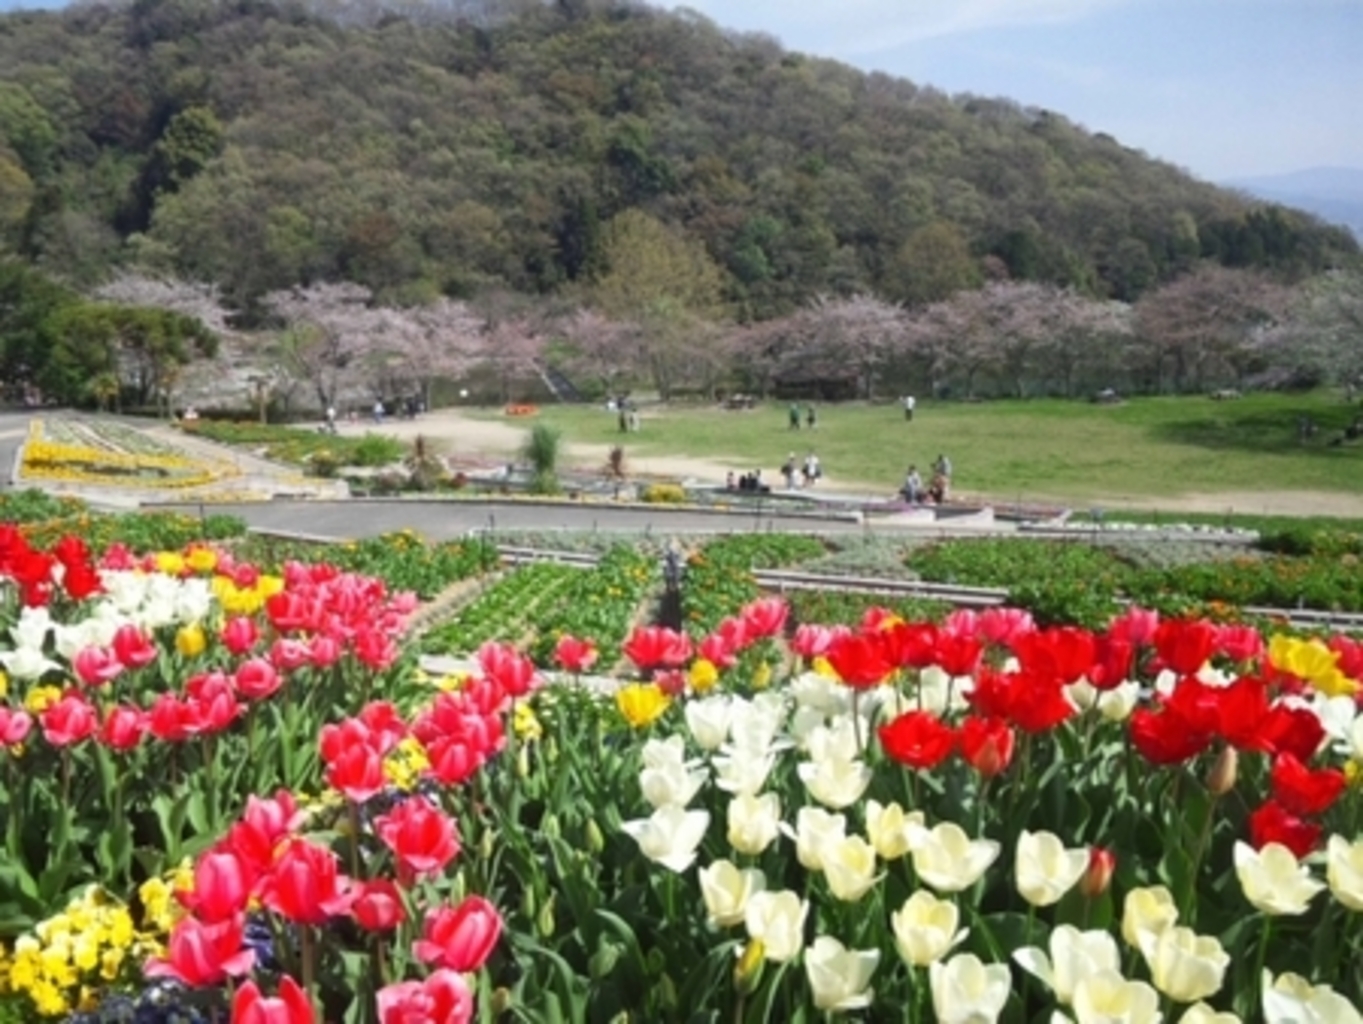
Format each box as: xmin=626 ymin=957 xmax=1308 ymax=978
xmin=616 ymin=683 xmax=670 ymax=728
xmin=513 ymin=701 xmax=544 ymax=741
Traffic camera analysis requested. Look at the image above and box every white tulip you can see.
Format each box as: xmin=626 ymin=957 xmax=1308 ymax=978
xmin=0 ymin=646 xmax=60 ymax=680
xmin=685 ymin=696 xmax=732 ymax=751
xmin=620 ymin=806 xmax=710 ymax=873
xmin=712 ymin=748 xmax=775 ymax=796
xmin=1177 ymin=1003 xmax=1242 ymax=1024
xmin=1014 ymin=925 xmax=1121 ymax=1005
xmin=698 ymin=859 xmax=764 ymax=928
xmin=918 ymin=665 xmax=974 ymax=715
xmin=1071 ymin=969 xmax=1161 ymax=1024
xmin=1262 ymin=969 xmax=1363 ymax=1024
xmin=744 ymin=890 xmax=808 ymax=963
xmin=804 ymin=718 xmax=859 ymax=763
xmin=641 ymin=735 xmax=690 ymax=770
xmin=1121 ymin=885 xmax=1179 ymax=951
xmin=805 ymin=935 xmax=879 ymax=1012
xmin=789 ymin=672 xmax=848 ymax=715
xmin=728 ymin=694 xmax=787 ymax=752
xmin=1327 ymin=834 xmax=1363 ymax=912
xmin=782 ymin=806 xmax=846 ymax=871
xmin=797 ymin=756 xmax=872 ymax=809
xmin=1138 ymin=926 xmax=1229 ymax=1004
xmin=865 ymin=799 xmax=923 ymax=861
xmin=1233 ymin=841 xmax=1324 ymax=916
xmin=173 ymin=577 xmax=214 ymax=623
xmin=100 ymin=571 xmax=149 ymax=614
xmin=930 ymin=953 xmax=1011 ymax=1024
xmin=639 ymin=758 xmax=707 ymax=810
xmin=1016 ymin=830 xmax=1090 ymax=907
xmin=1098 ymin=681 xmax=1142 ymax=722
xmin=10 ymin=605 xmax=53 ymax=651
xmin=726 ymin=792 xmax=781 ymax=856
xmin=821 ymin=834 xmax=880 ymax=902
xmin=912 ymin=822 xmax=1001 ymax=893
xmin=1351 ymin=715 xmax=1363 ymax=762
xmin=891 ymin=891 xmax=967 ymax=966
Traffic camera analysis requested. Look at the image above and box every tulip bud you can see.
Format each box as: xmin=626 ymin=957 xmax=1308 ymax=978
xmin=1080 ymin=847 xmax=1116 ymax=898
xmin=1207 ymin=745 xmax=1238 ymax=797
xmin=479 ymin=828 xmax=495 ymax=861
xmin=545 ymin=736 xmax=559 ymax=763
xmin=517 ymin=745 xmax=530 ymax=778
xmin=542 ymin=813 xmax=561 ymax=841
xmin=658 ymin=973 xmax=678 ymax=1009
xmin=450 ymin=872 xmax=466 ymax=903
xmin=733 ymin=941 xmax=766 ymax=995
xmin=491 ymin=989 xmax=513 ymax=1016
xmin=590 ymin=941 xmax=622 ymax=979
xmin=538 ymin=893 xmax=556 ymax=938
xmin=585 ymin=820 xmax=605 ymax=855
xmin=521 ymin=887 xmax=536 ymax=919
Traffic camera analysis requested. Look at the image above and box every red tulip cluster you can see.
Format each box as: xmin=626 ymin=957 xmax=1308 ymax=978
xmin=621 ymin=597 xmax=791 ymax=678
xmin=0 ymin=527 xmax=103 ymax=606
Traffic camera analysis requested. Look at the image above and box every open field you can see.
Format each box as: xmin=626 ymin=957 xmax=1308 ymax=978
xmin=443 ymin=391 xmax=1363 ymax=515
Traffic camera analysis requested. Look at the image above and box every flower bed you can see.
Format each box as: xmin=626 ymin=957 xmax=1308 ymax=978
xmin=20 ymin=422 xmax=239 ymax=491
xmin=3 ymin=524 xmax=1363 ymax=1022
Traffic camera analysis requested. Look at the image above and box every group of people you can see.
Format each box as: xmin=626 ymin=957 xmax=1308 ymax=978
xmin=780 ymin=451 xmax=822 ymax=490
xmin=788 ymin=404 xmax=818 ymax=430
xmin=901 ymin=453 xmax=952 ymax=505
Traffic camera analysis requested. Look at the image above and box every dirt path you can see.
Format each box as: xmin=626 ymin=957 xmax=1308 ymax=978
xmin=337 ymin=408 xmax=1363 ymax=520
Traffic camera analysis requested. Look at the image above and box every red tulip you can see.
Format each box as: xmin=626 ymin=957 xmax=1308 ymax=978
xmin=935 ymin=631 xmax=983 ymax=677
xmin=1257 ymin=703 xmax=1326 ymax=763
xmin=266 ymin=591 xmax=315 ymax=632
xmin=74 ymin=646 xmax=124 ymax=687
xmin=178 ymin=848 xmax=253 ymax=923
xmin=112 ymin=624 xmax=158 ymax=670
xmin=879 ymin=622 xmax=939 ymax=670
xmin=553 ymin=635 xmax=598 ymax=674
xmin=739 ymin=597 xmax=787 ymax=639
xmin=147 ymin=693 xmax=198 ymax=743
xmin=1214 ymin=676 xmax=1271 ymax=750
xmin=100 ymin=705 xmax=147 ymax=752
xmin=377 ymin=970 xmax=473 ymax=1024
xmin=1013 ymin=627 xmax=1094 ymax=685
xmin=39 ymin=694 xmax=98 ymax=747
xmin=231 ymin=975 xmax=314 ymax=1024
xmin=825 ymin=633 xmax=892 ymax=689
xmin=879 ymin=710 xmax=956 ymax=770
xmin=221 ymin=616 xmax=260 ymax=656
xmin=1005 ymin=672 xmax=1075 ymax=734
xmin=359 ymin=701 xmax=408 ymax=754
xmin=259 ymin=839 xmax=354 ymax=925
xmin=1154 ymin=619 xmax=1217 ymax=675
xmin=957 ymin=716 xmax=1015 ymax=777
xmin=1163 ymin=677 xmax=1223 ymax=737
xmin=1328 ymin=635 xmax=1363 ymax=680
xmin=61 ymin=562 xmax=103 ymax=600
xmin=234 ymin=658 xmax=282 ymax=701
xmin=1129 ymin=707 xmax=1212 ymax=765
xmin=227 ymin=791 xmax=305 ymax=873
xmin=413 ymin=896 xmax=503 ymax=973
xmin=1248 ymin=799 xmax=1321 ymax=859
xmin=425 ymin=735 xmax=481 ymax=786
xmin=0 ymin=706 xmax=33 ymax=745
xmin=144 ymin=913 xmax=255 ymax=987
xmin=376 ymin=796 xmax=461 ymax=882
xmin=352 ymin=879 xmax=406 ymax=931
xmin=1087 ymin=634 xmax=1135 ymax=691
xmin=1270 ymin=752 xmax=1346 ymax=816
xmin=622 ymin=626 xmax=692 ymax=671
xmin=324 ymin=741 xmax=387 ymax=803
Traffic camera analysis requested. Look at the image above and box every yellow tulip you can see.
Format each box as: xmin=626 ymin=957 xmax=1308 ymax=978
xmin=154 ymin=552 xmax=186 ymax=576
xmin=616 ymin=683 xmax=670 ymax=728
xmin=175 ymin=624 xmax=206 ymax=658
xmin=688 ymin=658 xmax=719 ymax=694
xmin=185 ymin=547 xmax=218 ymax=573
xmin=1268 ymin=636 xmax=1359 ymax=698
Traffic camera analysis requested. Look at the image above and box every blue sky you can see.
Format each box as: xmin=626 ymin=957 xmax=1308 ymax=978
xmin=0 ymin=0 xmax=1357 ymax=182
xmin=661 ymin=0 xmax=1363 ymax=183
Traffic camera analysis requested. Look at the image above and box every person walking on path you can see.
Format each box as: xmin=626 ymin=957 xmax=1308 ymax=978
xmin=781 ymin=453 xmax=798 ymax=490
xmin=802 ymin=452 xmax=821 ymax=487
xmin=806 ymin=404 xmax=817 ymax=430
xmin=933 ymin=453 xmax=952 ymax=500
xmin=903 ymin=395 xmax=916 ymax=421
xmin=789 ymin=403 xmax=801 ymax=430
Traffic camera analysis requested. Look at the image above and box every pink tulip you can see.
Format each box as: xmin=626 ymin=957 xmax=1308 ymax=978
xmin=270 ymin=638 xmax=312 ymax=672
xmin=977 ymin=607 xmax=1035 ymax=646
xmin=413 ymin=897 xmax=503 ymax=973
xmin=231 ymin=975 xmax=314 ymax=1024
xmin=355 ymin=630 xmax=399 ymax=670
xmin=358 ymin=701 xmax=407 ymax=755
xmin=73 ymin=646 xmax=124 ymax=687
xmin=477 ymin=641 xmax=536 ymax=698
xmin=739 ymin=597 xmax=787 ymax=639
xmin=178 ymin=848 xmax=253 ymax=922
xmin=227 ymin=791 xmax=305 ymax=873
xmin=111 ymin=624 xmax=157 ymax=669
xmin=221 ymin=616 xmax=259 ymax=656
xmin=376 ymin=796 xmax=460 ymax=882
xmin=144 ymin=913 xmax=255 ymax=987
xmin=234 ymin=658 xmax=281 ymax=701
xmin=39 ymin=694 xmax=98 ymax=746
xmin=554 ymin=635 xmax=598 ymax=674
xmin=99 ymin=705 xmax=147 ymax=752
xmin=377 ymin=970 xmax=472 ymax=1024
xmin=352 ymin=879 xmax=406 ymax=931
xmin=308 ymin=634 xmax=342 ymax=668
xmin=259 ymin=839 xmax=354 ymax=925
xmin=0 ymin=706 xmax=33 ymax=745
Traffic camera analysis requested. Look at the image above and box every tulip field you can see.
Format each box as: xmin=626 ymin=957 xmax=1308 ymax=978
xmin=3 ymin=510 xmax=1363 ymax=1024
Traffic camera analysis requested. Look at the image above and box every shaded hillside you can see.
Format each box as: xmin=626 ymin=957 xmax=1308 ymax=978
xmin=0 ymin=0 xmax=1355 ymax=316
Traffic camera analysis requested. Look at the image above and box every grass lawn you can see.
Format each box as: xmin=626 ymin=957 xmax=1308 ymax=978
xmin=469 ymin=391 xmax=1362 ymax=504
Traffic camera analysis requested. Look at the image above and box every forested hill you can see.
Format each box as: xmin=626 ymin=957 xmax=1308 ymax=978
xmin=0 ymin=0 xmax=1355 ymax=317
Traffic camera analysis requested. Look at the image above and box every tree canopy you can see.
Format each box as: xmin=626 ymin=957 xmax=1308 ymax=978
xmin=0 ymin=0 xmax=1353 ymax=318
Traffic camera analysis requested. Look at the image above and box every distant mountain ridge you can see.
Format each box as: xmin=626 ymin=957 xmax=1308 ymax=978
xmin=1224 ymin=167 xmax=1363 ymax=240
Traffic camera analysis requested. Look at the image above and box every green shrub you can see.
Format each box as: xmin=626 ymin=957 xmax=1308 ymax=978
xmin=641 ymin=483 xmax=687 ymax=504
xmin=351 ymin=433 xmax=405 ymax=467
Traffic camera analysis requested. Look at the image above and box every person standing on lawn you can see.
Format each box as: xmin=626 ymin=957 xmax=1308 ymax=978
xmin=789 ymin=403 xmax=801 ymax=430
